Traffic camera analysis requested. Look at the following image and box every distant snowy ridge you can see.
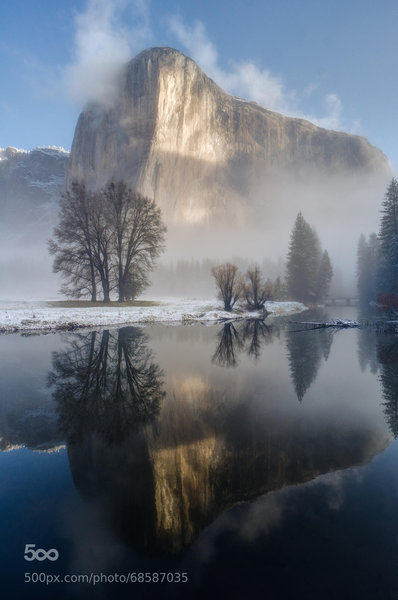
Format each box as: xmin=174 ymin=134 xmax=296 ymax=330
xmin=0 ymin=145 xmax=69 ymax=219
xmin=0 ymin=299 xmax=307 ymax=333
xmin=0 ymin=146 xmax=70 ymax=160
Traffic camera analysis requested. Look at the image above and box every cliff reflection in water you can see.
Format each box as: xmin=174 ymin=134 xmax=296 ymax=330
xmin=47 ymin=322 xmax=392 ymax=557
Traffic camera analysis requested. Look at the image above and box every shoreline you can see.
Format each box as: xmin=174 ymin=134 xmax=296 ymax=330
xmin=0 ymin=299 xmax=307 ymax=333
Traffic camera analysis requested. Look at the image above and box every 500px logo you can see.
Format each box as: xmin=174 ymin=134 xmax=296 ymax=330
xmin=24 ymin=544 xmax=59 ymax=562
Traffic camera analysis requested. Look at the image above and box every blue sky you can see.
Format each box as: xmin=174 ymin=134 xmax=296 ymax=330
xmin=1 ymin=0 xmax=397 ymax=168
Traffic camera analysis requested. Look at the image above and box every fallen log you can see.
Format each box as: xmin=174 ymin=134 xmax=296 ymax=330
xmin=290 ymin=319 xmax=360 ymax=329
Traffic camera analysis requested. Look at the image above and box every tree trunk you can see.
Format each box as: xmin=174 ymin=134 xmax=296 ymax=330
xmin=90 ymin=261 xmax=97 ymax=302
xmin=118 ymin=272 xmax=125 ymax=302
xmin=102 ymin=255 xmax=111 ymax=303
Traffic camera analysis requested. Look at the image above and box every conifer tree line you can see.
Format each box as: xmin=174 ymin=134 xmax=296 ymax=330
xmin=357 ymin=178 xmax=398 ymax=308
xmin=49 ymin=181 xmax=166 ymax=302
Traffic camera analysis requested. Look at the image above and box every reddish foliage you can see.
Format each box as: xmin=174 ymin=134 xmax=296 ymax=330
xmin=377 ymin=293 xmax=398 ymax=313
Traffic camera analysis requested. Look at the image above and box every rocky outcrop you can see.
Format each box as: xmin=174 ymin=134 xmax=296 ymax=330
xmin=68 ymin=47 xmax=390 ymax=224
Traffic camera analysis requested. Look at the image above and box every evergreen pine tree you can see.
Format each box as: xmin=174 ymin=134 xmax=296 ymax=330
xmin=357 ymin=233 xmax=368 ymax=299
xmin=357 ymin=232 xmax=379 ymax=304
xmin=317 ymin=250 xmax=333 ymax=302
xmin=286 ymin=212 xmax=322 ymax=303
xmin=378 ymin=178 xmax=398 ymax=294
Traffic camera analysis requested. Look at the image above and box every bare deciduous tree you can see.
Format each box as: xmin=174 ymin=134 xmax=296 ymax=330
xmin=211 ymin=263 xmax=243 ymax=311
xmin=49 ymin=181 xmax=166 ymax=302
xmin=242 ymin=264 xmax=272 ymax=311
xmin=49 ymin=182 xmax=99 ymax=301
xmin=104 ymin=182 xmax=166 ymax=302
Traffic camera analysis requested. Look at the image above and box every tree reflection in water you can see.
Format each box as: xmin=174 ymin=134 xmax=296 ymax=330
xmin=286 ymin=325 xmax=334 ymax=402
xmin=357 ymin=309 xmax=380 ymax=374
xmin=212 ymin=319 xmax=274 ymax=367
xmin=377 ymin=336 xmax=398 ymax=438
xmin=355 ymin=322 xmax=398 ymax=439
xmin=49 ymin=327 xmax=166 ymax=555
xmin=49 ymin=327 xmax=165 ymax=443
xmin=42 ymin=323 xmax=394 ymax=557
xmin=212 ymin=318 xmax=332 ymax=402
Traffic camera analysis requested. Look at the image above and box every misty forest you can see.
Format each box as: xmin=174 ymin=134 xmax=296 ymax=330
xmin=1 ymin=16 xmax=398 ymax=600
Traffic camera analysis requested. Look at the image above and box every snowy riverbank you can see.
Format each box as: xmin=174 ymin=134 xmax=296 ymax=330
xmin=0 ymin=298 xmax=307 ymax=333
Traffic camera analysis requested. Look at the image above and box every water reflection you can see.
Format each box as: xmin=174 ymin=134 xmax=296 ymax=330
xmin=50 ymin=328 xmax=165 ymax=444
xmin=354 ymin=318 xmax=398 ymax=439
xmin=0 ymin=317 xmax=394 ymax=562
xmin=357 ymin=309 xmax=380 ymax=374
xmin=377 ymin=335 xmax=398 ymax=438
xmin=358 ymin=326 xmax=380 ymax=374
xmin=45 ymin=323 xmax=391 ymax=556
xmin=211 ymin=319 xmax=274 ymax=366
xmin=286 ymin=325 xmax=334 ymax=402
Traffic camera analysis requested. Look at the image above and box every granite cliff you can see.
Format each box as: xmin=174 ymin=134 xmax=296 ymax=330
xmin=69 ymin=47 xmax=390 ymax=224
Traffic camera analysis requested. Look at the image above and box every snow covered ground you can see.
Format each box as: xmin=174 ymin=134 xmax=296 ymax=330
xmin=0 ymin=298 xmax=307 ymax=333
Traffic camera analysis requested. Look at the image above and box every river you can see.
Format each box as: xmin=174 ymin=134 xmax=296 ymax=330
xmin=1 ymin=306 xmax=398 ymax=599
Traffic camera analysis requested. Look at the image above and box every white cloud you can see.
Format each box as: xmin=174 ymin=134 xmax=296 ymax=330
xmin=62 ymin=4 xmax=356 ymax=132
xmin=308 ymin=93 xmax=342 ymax=130
xmin=169 ymin=16 xmax=352 ymax=132
xmin=64 ymin=0 xmax=152 ymax=107
xmin=303 ymin=82 xmax=319 ymax=97
xmin=169 ymin=18 xmax=292 ymax=113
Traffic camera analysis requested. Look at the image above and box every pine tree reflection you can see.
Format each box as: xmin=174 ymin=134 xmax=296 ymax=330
xmin=50 ymin=327 xmax=165 ymax=444
xmin=318 ymin=327 xmax=334 ymax=361
xmin=286 ymin=327 xmax=334 ymax=402
xmin=212 ymin=320 xmax=274 ymax=367
xmin=377 ymin=336 xmax=398 ymax=438
xmin=357 ymin=309 xmax=380 ymax=374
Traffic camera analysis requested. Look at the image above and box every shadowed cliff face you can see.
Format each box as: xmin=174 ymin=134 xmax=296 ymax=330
xmin=68 ymin=47 xmax=390 ymax=226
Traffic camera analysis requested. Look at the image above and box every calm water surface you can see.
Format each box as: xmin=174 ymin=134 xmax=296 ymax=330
xmin=1 ymin=307 xmax=398 ymax=599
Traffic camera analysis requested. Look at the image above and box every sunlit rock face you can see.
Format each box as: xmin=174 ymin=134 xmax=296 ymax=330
xmin=68 ymin=47 xmax=390 ymax=225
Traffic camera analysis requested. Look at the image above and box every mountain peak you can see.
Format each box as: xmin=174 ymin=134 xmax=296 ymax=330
xmin=69 ymin=47 xmax=391 ymax=225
